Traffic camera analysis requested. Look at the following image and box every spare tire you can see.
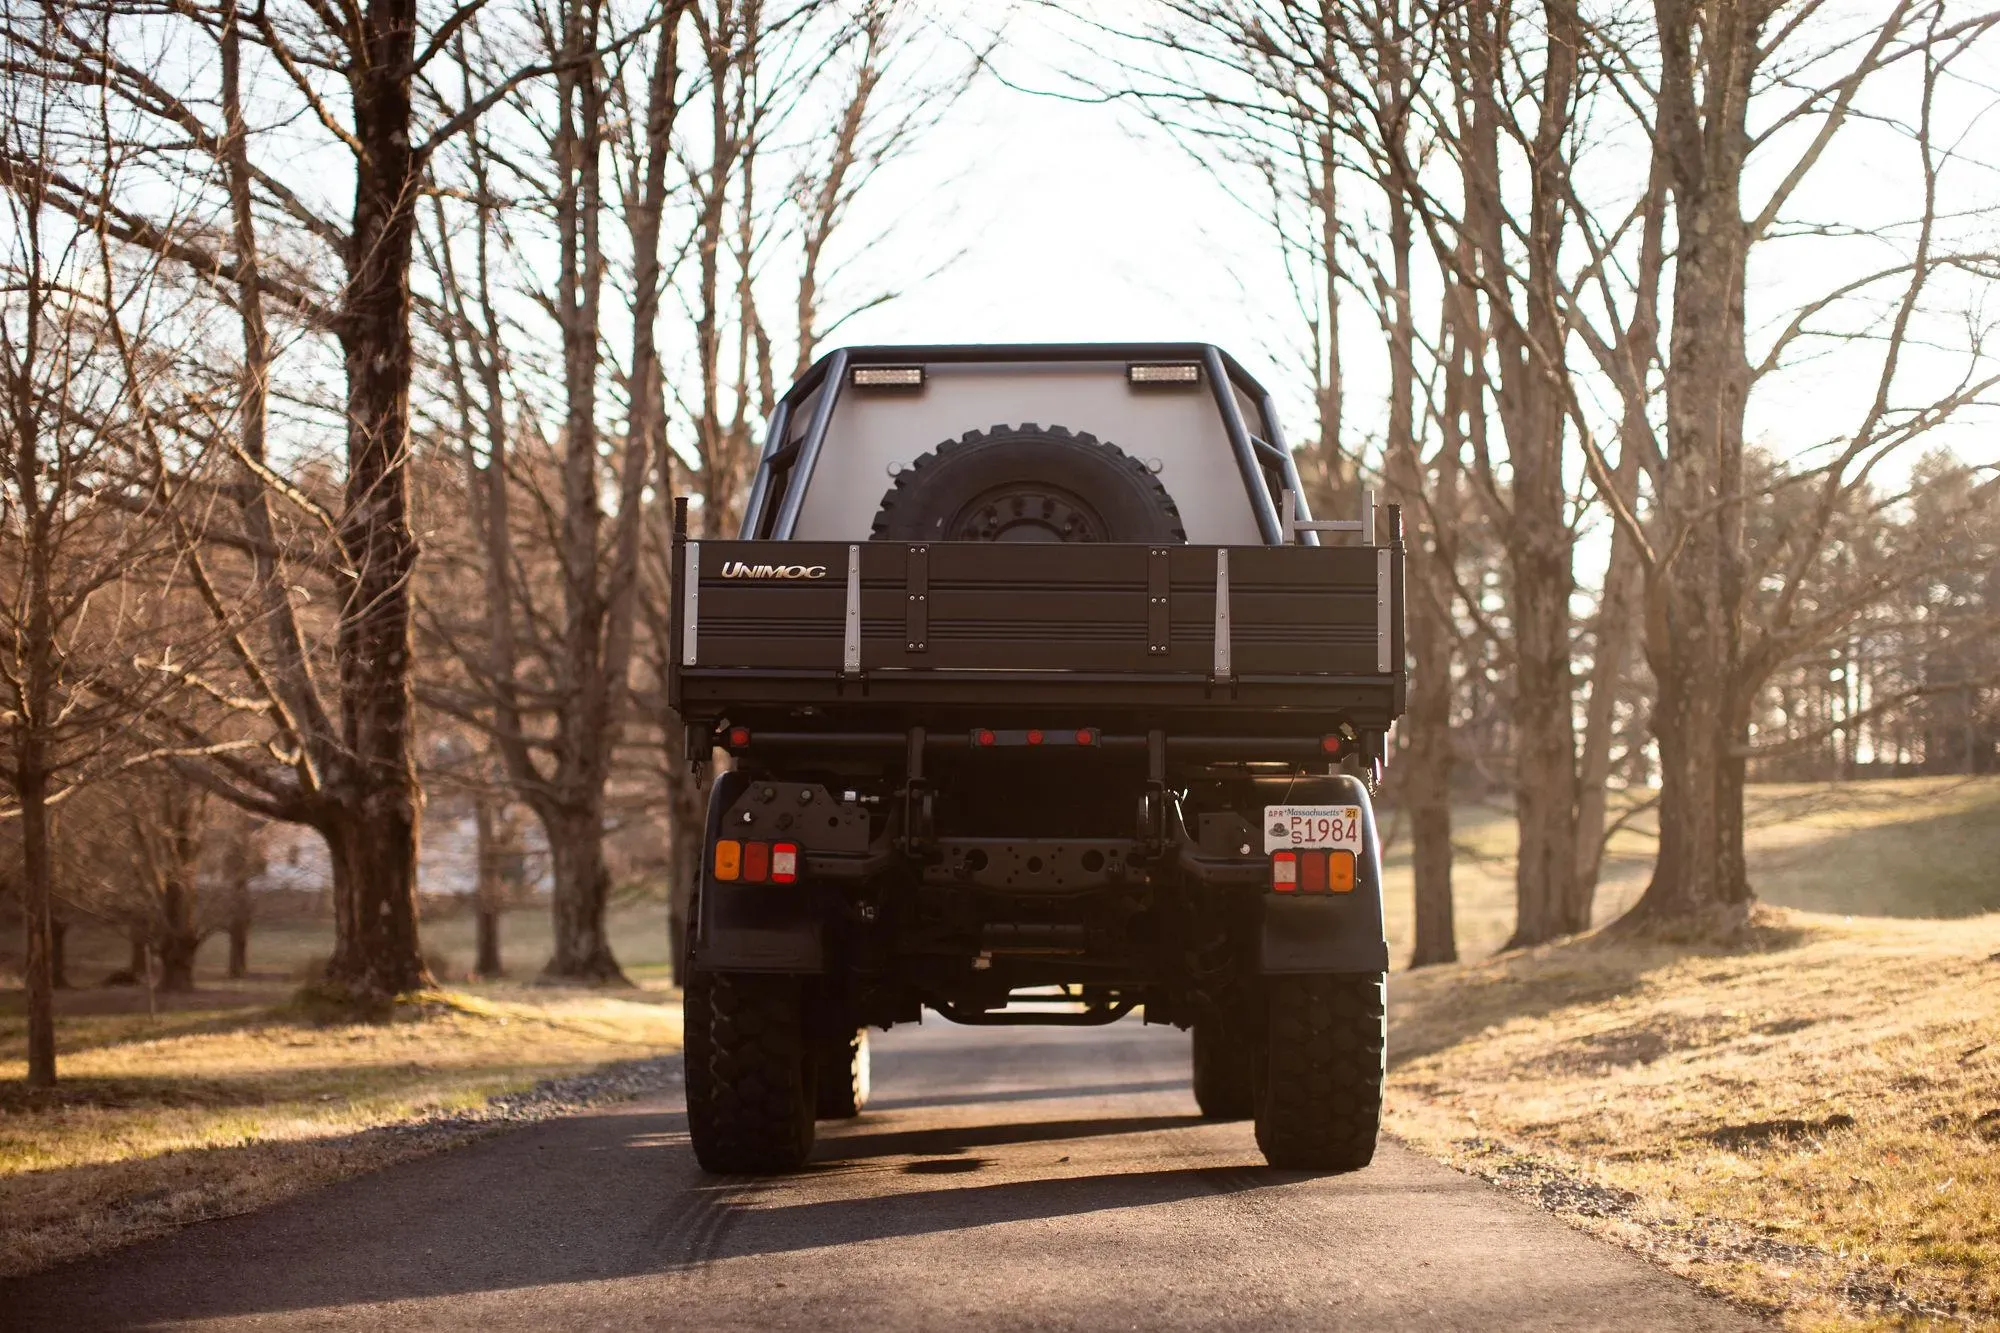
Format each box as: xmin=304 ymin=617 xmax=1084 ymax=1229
xmin=870 ymin=424 xmax=1186 ymax=543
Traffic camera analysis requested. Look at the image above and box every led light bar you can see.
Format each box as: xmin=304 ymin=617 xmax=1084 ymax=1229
xmin=1127 ymin=362 xmax=1201 ymax=386
xmin=851 ymin=365 xmax=925 ymax=389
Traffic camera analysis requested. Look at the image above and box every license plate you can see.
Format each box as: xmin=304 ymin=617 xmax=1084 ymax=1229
xmin=1263 ymin=805 xmax=1364 ymax=853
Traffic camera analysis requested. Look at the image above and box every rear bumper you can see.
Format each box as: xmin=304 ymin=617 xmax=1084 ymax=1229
xmin=690 ymin=772 xmax=1390 ymax=979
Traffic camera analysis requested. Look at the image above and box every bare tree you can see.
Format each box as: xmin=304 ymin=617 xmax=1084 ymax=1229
xmin=1620 ymin=0 xmax=2000 ymax=933
xmin=0 ymin=7 xmax=213 ymax=1079
xmin=423 ymin=0 xmax=687 ymax=983
xmin=1 ymin=0 xmax=621 ymax=1004
xmin=644 ymin=0 xmax=976 ymax=977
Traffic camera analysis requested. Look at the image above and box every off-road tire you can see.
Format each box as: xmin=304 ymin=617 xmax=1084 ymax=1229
xmin=870 ymin=424 xmax=1186 ymax=544
xmin=1191 ymin=1017 xmax=1255 ymax=1120
xmin=1253 ymin=973 xmax=1385 ymax=1171
xmin=814 ymin=1026 xmax=871 ymax=1119
xmin=685 ymin=970 xmax=816 ymax=1174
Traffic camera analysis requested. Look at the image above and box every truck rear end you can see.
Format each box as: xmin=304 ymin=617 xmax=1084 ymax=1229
xmin=669 ymin=344 xmax=1405 ymax=1175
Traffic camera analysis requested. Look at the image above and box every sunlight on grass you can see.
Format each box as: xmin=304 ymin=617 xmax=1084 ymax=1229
xmin=1379 ymin=776 xmax=2000 ymax=963
xmin=0 ymin=986 xmax=682 ymax=1277
xmin=1385 ymin=910 xmax=2000 ymax=1329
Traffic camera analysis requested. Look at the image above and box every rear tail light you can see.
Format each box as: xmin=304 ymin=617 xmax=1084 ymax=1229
xmin=713 ymin=839 xmax=803 ymax=885
xmin=1321 ymin=734 xmax=1344 ymax=756
xmin=1271 ymin=848 xmax=1357 ymax=893
xmin=969 ymin=726 xmax=1099 ymax=747
xmin=1327 ymin=850 xmax=1356 ymax=893
xmin=1299 ymin=849 xmax=1328 ymax=893
xmin=1271 ymin=850 xmax=1298 ymax=892
xmin=727 ymin=726 xmax=750 ymax=748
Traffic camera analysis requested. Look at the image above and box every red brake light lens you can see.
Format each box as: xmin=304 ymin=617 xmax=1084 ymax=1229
xmin=742 ymin=841 xmax=770 ymax=883
xmin=727 ymin=726 xmax=750 ymax=748
xmin=1300 ymin=849 xmax=1329 ymax=893
xmin=1321 ymin=734 xmax=1343 ymax=755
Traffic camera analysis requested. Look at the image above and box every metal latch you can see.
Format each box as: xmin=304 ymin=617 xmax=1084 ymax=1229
xmin=905 ymin=544 xmax=928 ymax=653
xmin=1147 ymin=546 xmax=1170 ymax=655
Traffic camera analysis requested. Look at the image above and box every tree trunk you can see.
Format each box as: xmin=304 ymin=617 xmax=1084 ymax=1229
xmin=1378 ymin=100 xmax=1456 ymax=969
xmin=1499 ymin=0 xmax=1581 ymax=949
xmin=1573 ymin=490 xmax=1644 ymax=906
xmin=49 ymin=917 xmax=68 ymax=990
xmin=540 ymin=804 xmax=624 ymax=983
xmin=474 ymin=791 xmax=504 ymax=979
xmin=1453 ymin=0 xmax=1581 ymax=951
xmin=320 ymin=0 xmax=430 ymax=1002
xmin=227 ymin=916 xmax=250 ymax=980
xmin=323 ymin=804 xmax=429 ymax=997
xmin=1404 ymin=311 xmax=1464 ymax=968
xmin=158 ymin=874 xmax=199 ymax=992
xmin=664 ymin=726 xmax=709 ymax=987
xmin=128 ymin=932 xmax=148 ymax=977
xmin=1621 ymin=0 xmax=1759 ymax=937
xmin=19 ymin=752 xmax=55 ymax=1086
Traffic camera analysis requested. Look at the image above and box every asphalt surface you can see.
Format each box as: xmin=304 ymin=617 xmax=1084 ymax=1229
xmin=5 ymin=1018 xmax=1765 ymax=1331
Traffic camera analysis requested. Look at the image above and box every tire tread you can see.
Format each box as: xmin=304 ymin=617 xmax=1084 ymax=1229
xmin=685 ymin=970 xmax=816 ymax=1173
xmin=1253 ymin=973 xmax=1385 ymax=1171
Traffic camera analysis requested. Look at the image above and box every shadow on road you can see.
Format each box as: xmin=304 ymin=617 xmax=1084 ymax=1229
xmin=0 ymin=1098 xmax=1293 ymax=1327
xmin=681 ymin=1163 xmax=1280 ymax=1268
xmin=865 ymin=1076 xmax=1191 ymax=1111
xmin=812 ymin=1112 xmax=1208 ymax=1160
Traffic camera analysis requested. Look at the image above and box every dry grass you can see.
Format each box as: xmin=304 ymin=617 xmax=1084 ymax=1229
xmin=1379 ymin=776 xmax=2000 ymax=962
xmin=0 ymin=986 xmax=681 ymax=1277
xmin=1385 ymin=911 xmax=2000 ymax=1329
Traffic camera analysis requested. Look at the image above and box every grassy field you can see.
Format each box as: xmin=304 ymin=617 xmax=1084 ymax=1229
xmin=0 ymin=985 xmax=682 ymax=1277
xmin=1379 ymin=776 xmax=2000 ymax=1330
xmin=1386 ymin=912 xmax=2000 ymax=1329
xmin=1379 ymin=775 xmax=2000 ymax=962
xmin=41 ymin=901 xmax=680 ymax=991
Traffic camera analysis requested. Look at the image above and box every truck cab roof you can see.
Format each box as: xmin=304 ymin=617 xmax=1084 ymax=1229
xmin=737 ymin=343 xmax=1312 ymax=547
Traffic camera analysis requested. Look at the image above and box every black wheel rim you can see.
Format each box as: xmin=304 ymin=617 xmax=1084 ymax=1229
xmin=945 ymin=484 xmax=1108 ymax=542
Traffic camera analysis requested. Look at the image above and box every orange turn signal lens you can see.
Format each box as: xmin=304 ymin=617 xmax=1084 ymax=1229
xmin=1329 ymin=850 xmax=1356 ymax=892
xmin=713 ymin=840 xmax=741 ymax=881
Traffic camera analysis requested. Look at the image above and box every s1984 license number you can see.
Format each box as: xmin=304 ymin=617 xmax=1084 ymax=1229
xmin=1263 ymin=805 xmax=1364 ymax=854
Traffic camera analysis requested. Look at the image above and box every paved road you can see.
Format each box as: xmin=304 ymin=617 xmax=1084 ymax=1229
xmin=6 ymin=1019 xmax=1763 ymax=1331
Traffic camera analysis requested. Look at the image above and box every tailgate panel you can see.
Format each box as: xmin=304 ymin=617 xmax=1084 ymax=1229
xmin=686 ymin=541 xmax=1390 ymax=679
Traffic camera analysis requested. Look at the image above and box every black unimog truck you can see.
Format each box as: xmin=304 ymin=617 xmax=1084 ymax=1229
xmin=669 ymin=344 xmax=1406 ymax=1174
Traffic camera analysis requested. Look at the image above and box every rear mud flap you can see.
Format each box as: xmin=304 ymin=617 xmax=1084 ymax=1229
xmin=1258 ymin=895 xmax=1389 ymax=973
xmin=692 ymin=770 xmax=827 ymax=973
xmin=1255 ymin=773 xmax=1388 ymax=973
